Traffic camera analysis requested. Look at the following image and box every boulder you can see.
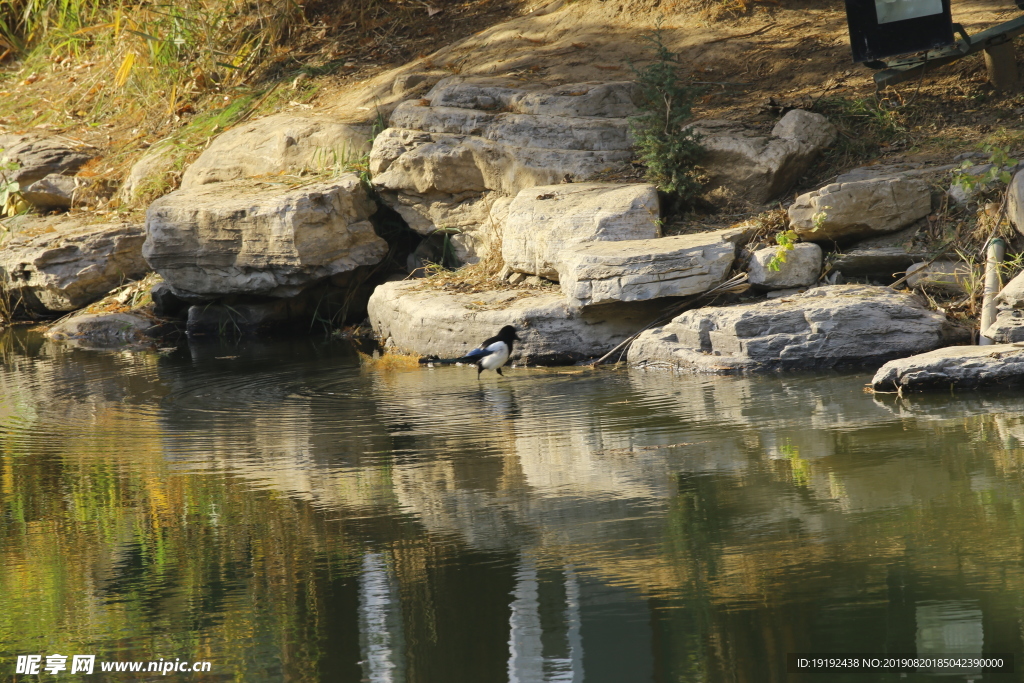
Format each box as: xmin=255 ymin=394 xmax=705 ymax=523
xmin=367 ymin=279 xmax=665 ymax=364
xmin=0 ymin=133 xmax=94 ymax=185
xmin=1007 ymin=168 xmax=1024 ymax=237
xmin=691 ymin=109 xmax=836 ymax=205
xmin=836 ymin=161 xmax=957 ymax=184
xmin=905 ymin=261 xmax=976 ymax=295
xmin=19 ymin=174 xmax=101 ymax=210
xmin=827 ymin=223 xmax=932 ymax=280
xmin=382 ymin=190 xmax=512 ymax=264
xmin=179 ymin=114 xmax=373 ymax=189
xmin=44 ymin=312 xmax=157 ymax=348
xmin=982 ymin=270 xmax=1024 ymax=343
xmin=368 ymin=78 xmax=640 ymax=262
xmin=557 ymin=227 xmax=745 ymax=309
xmin=872 ymin=344 xmax=1024 ymax=391
xmin=788 ymin=176 xmax=932 ymax=242
xmin=502 ymin=183 xmax=660 ymax=279
xmin=144 ymin=174 xmax=386 ymax=298
xmin=628 ymin=284 xmax=949 ymax=373
xmin=0 ymin=216 xmax=148 ymax=312
xmin=120 ymin=142 xmax=177 ymax=202
xmin=747 ymin=242 xmax=822 ymax=290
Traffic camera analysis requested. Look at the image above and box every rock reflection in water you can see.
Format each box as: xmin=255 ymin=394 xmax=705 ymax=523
xmin=4 ymin=329 xmax=1024 ymax=681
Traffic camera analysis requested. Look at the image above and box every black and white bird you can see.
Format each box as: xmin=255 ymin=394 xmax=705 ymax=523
xmin=419 ymin=325 xmax=521 ymax=377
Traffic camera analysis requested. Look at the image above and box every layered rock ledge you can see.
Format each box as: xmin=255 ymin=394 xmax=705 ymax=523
xmin=368 ymin=279 xmax=665 ymax=364
xmin=628 ymin=285 xmax=950 ymax=374
xmin=872 ymin=344 xmax=1024 ymax=392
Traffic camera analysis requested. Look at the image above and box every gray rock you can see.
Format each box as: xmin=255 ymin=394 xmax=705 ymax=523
xmin=0 ymin=216 xmax=148 ymax=312
xmin=502 ymin=183 xmax=660 ymax=279
xmin=0 ymin=133 xmax=94 ymax=185
xmin=144 ymin=174 xmax=386 ymax=298
xmin=692 ymin=109 xmax=836 ymax=205
xmin=120 ymin=142 xmax=177 ymax=202
xmin=369 ymin=79 xmax=642 ymax=262
xmin=982 ymin=270 xmax=1024 ymax=342
xmin=836 ymin=162 xmax=957 ymax=184
xmin=789 ymin=176 xmax=932 ymax=242
xmin=747 ymin=242 xmax=822 ymax=290
xmin=392 ymin=72 xmax=443 ymax=97
xmin=628 ymin=284 xmax=948 ymax=374
xmin=1007 ymin=168 xmax=1024 ymax=237
xmin=905 ymin=261 xmax=976 ymax=295
xmin=382 ymin=190 xmax=512 ymax=264
xmin=180 ymin=114 xmax=373 ymax=189
xmin=367 ymin=279 xmax=666 ymax=364
xmin=20 ymin=174 xmax=96 ymax=209
xmin=872 ymin=344 xmax=1024 ymax=391
xmin=557 ymin=227 xmax=745 ymax=309
xmin=44 ymin=312 xmax=156 ymax=348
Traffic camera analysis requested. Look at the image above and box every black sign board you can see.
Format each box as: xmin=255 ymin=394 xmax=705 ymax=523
xmin=845 ymin=0 xmax=955 ymax=63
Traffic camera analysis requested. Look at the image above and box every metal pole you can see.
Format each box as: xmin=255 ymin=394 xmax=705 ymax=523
xmin=980 ymin=237 xmax=1005 ymax=345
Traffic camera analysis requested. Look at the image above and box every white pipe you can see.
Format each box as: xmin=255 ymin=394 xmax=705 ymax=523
xmin=980 ymin=238 xmax=1005 ymax=345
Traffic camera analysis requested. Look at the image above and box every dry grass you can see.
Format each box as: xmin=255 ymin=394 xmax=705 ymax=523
xmin=357 ymin=348 xmax=421 ymax=370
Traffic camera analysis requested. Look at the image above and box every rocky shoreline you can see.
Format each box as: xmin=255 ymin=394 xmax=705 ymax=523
xmin=5 ymin=66 xmax=1024 ymax=392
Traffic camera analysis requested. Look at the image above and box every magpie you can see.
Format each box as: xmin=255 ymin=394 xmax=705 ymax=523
xmin=419 ymin=325 xmax=521 ymax=378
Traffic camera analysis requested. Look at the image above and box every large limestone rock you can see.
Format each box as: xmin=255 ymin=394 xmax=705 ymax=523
xmin=628 ymin=285 xmax=948 ymax=373
xmin=905 ymin=261 xmax=975 ymax=295
xmin=982 ymin=270 xmax=1024 ymax=342
xmin=369 ymin=78 xmax=641 ymax=262
xmin=368 ymin=279 xmax=665 ymax=364
xmin=692 ymin=109 xmax=836 ymax=205
xmin=144 ymin=174 xmax=386 ymax=298
xmin=0 ymin=133 xmax=94 ymax=184
xmin=0 ymin=216 xmax=147 ymax=312
xmin=789 ymin=176 xmax=932 ymax=242
xmin=872 ymin=344 xmax=1024 ymax=392
xmin=120 ymin=142 xmax=177 ymax=202
xmin=557 ymin=227 xmax=745 ymax=309
xmin=502 ymin=183 xmax=660 ymax=279
xmin=179 ymin=115 xmax=373 ymax=189
xmin=747 ymin=242 xmax=822 ymax=290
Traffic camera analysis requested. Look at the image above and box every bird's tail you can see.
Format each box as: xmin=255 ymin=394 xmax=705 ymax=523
xmin=418 ymin=356 xmax=471 ymax=365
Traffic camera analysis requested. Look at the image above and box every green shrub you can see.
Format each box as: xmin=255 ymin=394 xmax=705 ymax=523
xmin=629 ymin=30 xmax=705 ymax=210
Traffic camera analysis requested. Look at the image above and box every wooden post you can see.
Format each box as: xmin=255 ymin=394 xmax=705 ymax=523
xmin=984 ymin=40 xmax=1019 ymax=92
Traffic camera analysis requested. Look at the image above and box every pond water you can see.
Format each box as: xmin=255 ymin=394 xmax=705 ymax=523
xmin=1 ymin=330 xmax=1023 ymax=682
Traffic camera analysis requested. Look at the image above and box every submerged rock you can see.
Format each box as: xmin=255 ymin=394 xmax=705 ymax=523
xmin=144 ymin=174 xmax=385 ymax=298
xmin=503 ymin=183 xmax=661 ymax=280
xmin=628 ymin=284 xmax=949 ymax=374
xmin=368 ymin=279 xmax=665 ymax=364
xmin=0 ymin=216 xmax=148 ymax=312
xmin=557 ymin=227 xmax=745 ymax=309
xmin=45 ymin=312 xmax=158 ymax=348
xmin=872 ymin=344 xmax=1024 ymax=391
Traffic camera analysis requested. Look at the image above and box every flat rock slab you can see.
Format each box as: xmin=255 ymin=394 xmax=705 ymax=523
xmin=503 ymin=183 xmax=660 ymax=280
xmin=0 ymin=216 xmax=147 ymax=312
xmin=557 ymin=227 xmax=745 ymax=309
xmin=872 ymin=344 xmax=1024 ymax=391
xmin=628 ymin=284 xmax=948 ymax=374
xmin=180 ymin=114 xmax=372 ymax=189
xmin=368 ymin=280 xmax=665 ymax=364
xmin=45 ymin=312 xmax=157 ymax=348
xmin=789 ymin=176 xmax=932 ymax=242
xmin=144 ymin=174 xmax=386 ymax=298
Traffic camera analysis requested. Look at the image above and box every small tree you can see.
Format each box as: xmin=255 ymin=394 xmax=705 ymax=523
xmin=629 ymin=30 xmax=705 ymax=211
